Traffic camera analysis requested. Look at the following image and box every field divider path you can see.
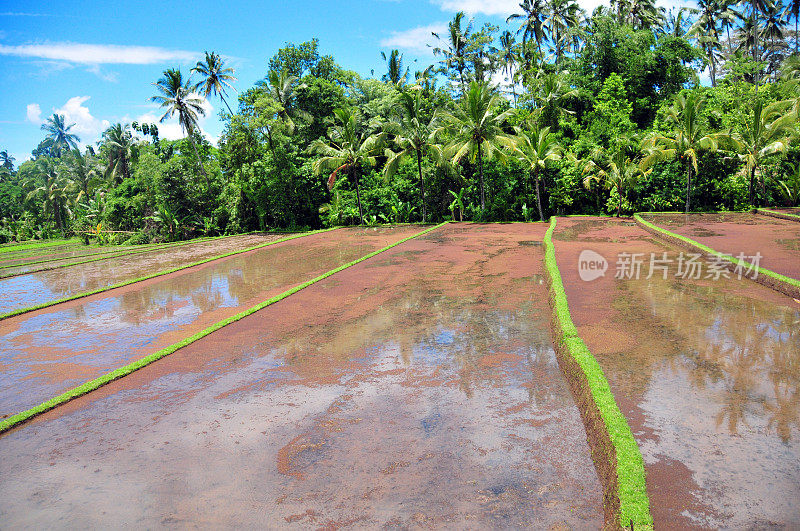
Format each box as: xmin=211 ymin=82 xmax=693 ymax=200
xmin=634 ymin=213 xmax=800 ymax=299
xmin=543 ymin=218 xmax=653 ymax=530
xmin=0 ymin=229 xmax=338 ymax=321
xmin=756 ymin=207 xmax=800 ymax=223
xmin=0 ymin=222 xmax=448 ymax=434
xmin=0 ymin=233 xmax=249 ymax=279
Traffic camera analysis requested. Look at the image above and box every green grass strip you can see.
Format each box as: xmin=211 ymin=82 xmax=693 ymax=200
xmin=0 ymin=243 xmax=167 ymax=271
xmin=0 ymin=222 xmax=447 ymax=434
xmin=756 ymin=208 xmax=800 ymax=222
xmin=0 ymin=228 xmax=340 ymax=321
xmin=0 ymin=238 xmax=85 ymax=254
xmin=634 ymin=213 xmax=800 ymax=295
xmin=543 ymin=218 xmax=653 ymax=529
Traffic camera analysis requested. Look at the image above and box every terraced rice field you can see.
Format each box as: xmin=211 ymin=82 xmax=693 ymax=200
xmin=1 ymin=219 xmax=798 ymax=528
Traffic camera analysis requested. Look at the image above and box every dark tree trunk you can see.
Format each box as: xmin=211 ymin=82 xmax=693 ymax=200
xmin=685 ymin=165 xmax=693 ymax=213
xmin=534 ymin=169 xmax=545 ymax=222
xmin=477 ymin=142 xmax=485 ymax=210
xmin=416 ymin=150 xmax=426 ymax=222
xmin=353 ymin=167 xmax=364 ymax=225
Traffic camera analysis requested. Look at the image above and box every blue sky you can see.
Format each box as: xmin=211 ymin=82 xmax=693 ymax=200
xmin=0 ymin=0 xmax=684 ymax=165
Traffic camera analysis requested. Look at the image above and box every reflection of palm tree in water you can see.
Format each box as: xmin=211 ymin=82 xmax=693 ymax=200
xmin=634 ymin=279 xmax=800 ymax=439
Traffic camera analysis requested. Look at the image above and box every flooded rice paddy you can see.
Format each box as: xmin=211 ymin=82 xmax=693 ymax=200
xmin=641 ymin=212 xmax=800 ymax=280
xmin=0 ymin=223 xmax=603 ymax=528
xmin=0 ymin=226 xmax=422 ymax=419
xmin=554 ymin=217 xmax=800 ymax=528
xmin=0 ymin=233 xmax=292 ymax=314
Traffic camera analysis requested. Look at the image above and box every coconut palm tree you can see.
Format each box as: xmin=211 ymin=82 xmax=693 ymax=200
xmin=689 ymin=0 xmax=723 ymax=86
xmin=191 ymin=51 xmax=238 ymax=115
xmin=642 ymin=92 xmax=721 ymax=212
xmin=151 ymin=68 xmax=207 ymax=175
xmin=499 ymin=31 xmax=520 ymax=106
xmin=383 ymin=89 xmax=436 ymax=221
xmin=41 ymin=114 xmax=79 ymax=156
xmin=546 ymin=0 xmax=581 ymax=63
xmin=66 ymin=148 xmax=102 ymax=202
xmin=102 ymin=123 xmax=134 ymax=184
xmin=0 ymin=151 xmax=14 ymax=171
xmin=23 ymin=157 xmax=72 ymax=232
xmin=784 ymin=0 xmax=800 ymax=52
xmin=437 ymin=81 xmax=515 ymax=210
xmin=380 ymin=49 xmax=409 ymax=86
xmin=582 ymin=136 xmax=650 ymax=217
xmin=512 ymin=121 xmax=562 ymax=221
xmin=507 ymin=0 xmax=549 ymax=59
xmin=264 ymin=69 xmax=310 ymax=134
xmin=720 ymin=100 xmax=795 ymax=205
xmin=308 ymin=107 xmax=386 ymax=224
xmin=432 ymin=11 xmax=473 ymax=93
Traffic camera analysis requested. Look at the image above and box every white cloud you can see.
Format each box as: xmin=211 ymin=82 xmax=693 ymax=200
xmin=432 ymin=0 xmax=518 ymax=16
xmin=26 ymin=103 xmax=42 ymax=124
xmin=381 ymin=23 xmax=448 ymax=56
xmin=136 ymin=94 xmax=217 ymax=146
xmin=0 ymin=42 xmax=197 ymax=65
xmin=53 ymin=96 xmax=110 ymax=146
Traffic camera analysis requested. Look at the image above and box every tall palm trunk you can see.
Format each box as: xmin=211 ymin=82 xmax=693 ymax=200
xmin=220 ymin=95 xmax=234 ymax=116
xmin=187 ymin=133 xmax=208 ymax=178
xmin=616 ymin=184 xmax=622 ymax=217
xmin=353 ymin=166 xmax=364 ymax=225
xmin=685 ymin=164 xmax=693 ymax=213
xmin=477 ymin=142 xmax=486 ymax=210
xmin=749 ymin=166 xmax=757 ymax=206
xmin=753 ymin=0 xmax=760 ymax=87
xmin=416 ymin=151 xmax=427 ymax=222
xmin=534 ymin=168 xmax=545 ymax=222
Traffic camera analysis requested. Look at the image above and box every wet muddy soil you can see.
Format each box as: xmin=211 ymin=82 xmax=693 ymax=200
xmin=0 ymin=244 xmax=151 ymax=269
xmin=0 ymin=223 xmax=603 ymax=528
xmin=0 ymin=234 xmax=287 ymax=314
xmin=641 ymin=212 xmax=800 ymax=280
xmin=554 ymin=216 xmax=800 ymax=529
xmin=0 ymin=226 xmax=423 ymax=419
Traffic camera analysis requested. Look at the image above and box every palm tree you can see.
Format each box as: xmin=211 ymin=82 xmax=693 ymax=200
xmin=432 ymin=11 xmax=473 ymax=93
xmin=784 ymin=0 xmax=800 ymax=52
xmin=66 ymin=149 xmax=102 ymax=202
xmin=264 ymin=69 xmax=310 ymax=134
xmin=0 ymin=151 xmax=14 ymax=171
xmin=530 ymin=71 xmax=579 ymax=130
xmin=102 ymin=123 xmax=134 ymax=184
xmin=151 ymin=68 xmax=207 ymax=176
xmin=720 ymin=100 xmax=795 ymax=205
xmin=308 ymin=107 xmax=386 ymax=224
xmin=23 ymin=157 xmax=72 ymax=232
xmin=582 ymin=136 xmax=650 ymax=217
xmin=499 ymin=31 xmax=520 ymax=106
xmin=507 ymin=0 xmax=549 ymax=60
xmin=546 ymin=0 xmax=581 ymax=63
xmin=380 ymin=50 xmax=409 ymax=86
xmin=689 ymin=0 xmax=723 ymax=86
xmin=191 ymin=51 xmax=238 ymax=115
xmin=512 ymin=121 xmax=562 ymax=221
xmin=41 ymin=114 xmax=79 ymax=156
xmin=437 ymin=81 xmax=515 ymax=210
xmin=642 ymin=92 xmax=721 ymax=212
xmin=384 ymin=89 xmax=436 ymax=221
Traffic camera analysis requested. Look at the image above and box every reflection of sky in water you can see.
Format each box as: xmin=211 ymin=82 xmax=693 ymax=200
xmin=0 ymin=272 xmax=240 ymax=416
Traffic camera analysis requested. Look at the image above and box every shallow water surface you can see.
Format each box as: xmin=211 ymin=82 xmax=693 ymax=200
xmin=0 ymin=224 xmax=603 ymax=528
xmin=554 ymin=216 xmax=800 ymax=528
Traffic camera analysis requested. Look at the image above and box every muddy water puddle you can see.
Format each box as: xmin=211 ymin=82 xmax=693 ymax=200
xmin=0 ymin=234 xmax=290 ymax=314
xmin=0 ymin=223 xmax=602 ymax=528
xmin=0 ymin=226 xmax=424 ymax=418
xmin=555 ymin=216 xmax=800 ymax=528
xmin=642 ymin=212 xmax=800 ymax=280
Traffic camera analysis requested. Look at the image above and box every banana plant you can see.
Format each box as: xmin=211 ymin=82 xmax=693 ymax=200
xmin=449 ymin=188 xmax=466 ymax=221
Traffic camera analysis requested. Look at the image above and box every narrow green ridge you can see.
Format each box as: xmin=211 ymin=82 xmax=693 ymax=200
xmin=543 ymin=217 xmax=653 ymax=529
xmin=0 ymin=222 xmax=447 ymax=434
xmin=0 ymin=238 xmax=85 ymax=254
xmin=756 ymin=208 xmax=800 ymax=222
xmin=0 ymin=228 xmax=339 ymax=321
xmin=634 ymin=213 xmax=800 ymax=294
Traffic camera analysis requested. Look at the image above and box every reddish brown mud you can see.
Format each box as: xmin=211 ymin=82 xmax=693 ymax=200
xmin=642 ymin=212 xmax=800 ymax=280
xmin=0 ymin=234 xmax=289 ymax=314
xmin=0 ymin=226 xmax=423 ymax=419
xmin=0 ymin=223 xmax=603 ymax=528
xmin=554 ymin=216 xmax=800 ymax=529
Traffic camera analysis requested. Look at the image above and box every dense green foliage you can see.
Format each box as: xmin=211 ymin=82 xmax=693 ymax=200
xmin=2 ymin=3 xmax=800 ymax=242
